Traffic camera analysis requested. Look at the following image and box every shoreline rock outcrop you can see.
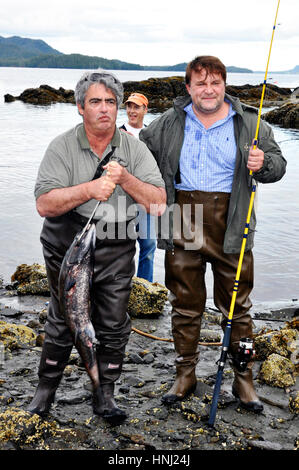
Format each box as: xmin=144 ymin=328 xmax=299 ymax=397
xmin=262 ymin=102 xmax=299 ymax=129
xmin=4 ymin=76 xmax=296 ymax=114
xmin=4 ymin=84 xmax=75 ymax=106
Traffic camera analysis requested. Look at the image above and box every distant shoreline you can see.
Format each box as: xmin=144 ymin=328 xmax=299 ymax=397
xmin=1 ymin=35 xmax=299 ymax=74
xmin=1 ymin=64 xmax=299 ymax=75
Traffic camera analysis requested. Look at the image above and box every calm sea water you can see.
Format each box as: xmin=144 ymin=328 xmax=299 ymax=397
xmin=0 ymin=67 xmax=298 ymax=309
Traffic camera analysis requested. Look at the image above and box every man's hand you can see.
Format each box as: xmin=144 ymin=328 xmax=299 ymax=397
xmin=36 ymin=174 xmax=116 ymax=218
xmin=88 ymin=175 xmax=116 ymax=201
xmin=104 ymin=161 xmax=166 ymax=216
xmin=103 ymin=161 xmax=129 ymax=186
xmin=247 ymin=142 xmax=264 ymax=173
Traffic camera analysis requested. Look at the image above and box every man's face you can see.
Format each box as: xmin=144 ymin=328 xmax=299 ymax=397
xmin=126 ymin=102 xmax=147 ymax=128
xmin=77 ymin=83 xmax=118 ymax=135
xmin=186 ymin=68 xmax=226 ymax=116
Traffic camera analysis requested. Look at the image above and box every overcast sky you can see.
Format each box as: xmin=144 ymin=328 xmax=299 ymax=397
xmin=1 ymin=0 xmax=298 ymax=71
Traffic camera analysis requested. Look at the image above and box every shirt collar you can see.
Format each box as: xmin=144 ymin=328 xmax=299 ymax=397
xmin=184 ymin=100 xmax=236 ymax=129
xmin=76 ymin=123 xmax=121 ymax=149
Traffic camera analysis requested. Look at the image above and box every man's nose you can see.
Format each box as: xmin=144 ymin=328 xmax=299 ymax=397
xmin=205 ymin=83 xmax=214 ymax=93
xmin=99 ymin=101 xmax=109 ymax=112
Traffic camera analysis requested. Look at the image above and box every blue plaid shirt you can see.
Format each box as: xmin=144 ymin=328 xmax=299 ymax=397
xmin=175 ymin=101 xmax=237 ymax=192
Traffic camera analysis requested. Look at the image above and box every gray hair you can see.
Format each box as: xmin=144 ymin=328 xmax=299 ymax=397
xmin=75 ymin=70 xmax=124 ymax=108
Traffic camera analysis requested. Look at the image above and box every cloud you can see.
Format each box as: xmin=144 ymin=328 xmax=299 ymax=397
xmin=0 ymin=0 xmax=298 ymax=70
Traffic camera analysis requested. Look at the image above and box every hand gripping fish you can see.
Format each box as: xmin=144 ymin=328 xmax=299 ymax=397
xmin=58 ymin=223 xmax=100 ymax=391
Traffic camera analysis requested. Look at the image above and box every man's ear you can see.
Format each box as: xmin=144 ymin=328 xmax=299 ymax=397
xmin=77 ymin=103 xmax=84 ymax=116
xmin=186 ymin=84 xmax=191 ymax=95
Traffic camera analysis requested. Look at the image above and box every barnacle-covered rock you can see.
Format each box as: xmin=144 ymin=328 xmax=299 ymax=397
xmin=199 ymin=329 xmax=221 ymax=343
xmin=0 ymin=408 xmax=57 ymax=448
xmin=263 ymin=102 xmax=299 ymax=129
xmin=0 ymin=408 xmax=85 ymax=450
xmin=289 ymin=391 xmax=299 ymax=414
xmin=258 ymin=353 xmax=296 ymax=388
xmin=4 ymin=85 xmax=75 ymax=105
xmin=0 ymin=321 xmax=37 ymax=350
xmin=16 ymin=278 xmax=50 ymax=296
xmin=128 ymin=277 xmax=168 ymax=317
xmin=255 ymin=328 xmax=298 ymax=360
xmin=11 ymin=263 xmax=47 ymax=284
xmin=11 ymin=263 xmax=50 ymax=296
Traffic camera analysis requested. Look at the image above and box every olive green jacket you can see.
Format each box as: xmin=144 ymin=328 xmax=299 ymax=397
xmin=140 ymin=94 xmax=287 ymax=253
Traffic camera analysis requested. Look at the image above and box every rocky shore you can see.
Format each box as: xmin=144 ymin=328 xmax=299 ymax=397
xmin=4 ymin=77 xmax=299 ymax=129
xmin=0 ymin=265 xmax=298 ymax=453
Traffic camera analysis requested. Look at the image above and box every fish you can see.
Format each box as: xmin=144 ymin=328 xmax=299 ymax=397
xmin=58 ymin=222 xmax=100 ymax=390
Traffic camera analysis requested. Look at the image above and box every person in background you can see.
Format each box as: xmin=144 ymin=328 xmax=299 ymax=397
xmin=140 ymin=55 xmax=286 ymax=413
xmin=120 ymin=92 xmax=148 ymax=138
xmin=28 ymin=72 xmax=166 ymax=425
xmin=120 ymin=93 xmax=157 ymax=282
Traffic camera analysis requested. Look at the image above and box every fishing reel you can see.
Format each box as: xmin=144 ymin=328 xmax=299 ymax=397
xmin=232 ymin=337 xmax=255 ymax=372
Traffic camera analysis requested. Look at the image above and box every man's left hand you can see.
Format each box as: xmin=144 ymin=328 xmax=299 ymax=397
xmin=247 ymin=143 xmax=264 ymax=173
xmin=103 ymin=161 xmax=129 ymax=186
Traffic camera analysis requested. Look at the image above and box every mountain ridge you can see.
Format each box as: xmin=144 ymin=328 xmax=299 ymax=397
xmin=0 ymin=35 xmax=297 ymax=73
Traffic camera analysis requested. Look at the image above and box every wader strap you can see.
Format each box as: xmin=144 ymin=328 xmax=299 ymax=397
xmin=92 ymin=146 xmax=116 ymax=181
xmin=65 ymin=146 xmax=116 ymax=224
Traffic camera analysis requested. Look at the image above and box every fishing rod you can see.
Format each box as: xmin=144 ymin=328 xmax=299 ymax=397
xmin=76 ymin=148 xmax=119 ymax=244
xmin=208 ymin=0 xmax=281 ymax=428
xmin=76 ymin=201 xmax=101 ymax=245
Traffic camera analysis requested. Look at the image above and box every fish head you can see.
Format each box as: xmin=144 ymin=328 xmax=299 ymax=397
xmin=67 ymin=223 xmax=96 ymax=266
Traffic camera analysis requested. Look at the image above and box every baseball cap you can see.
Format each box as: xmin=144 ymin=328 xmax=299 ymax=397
xmin=125 ymin=93 xmax=148 ymax=107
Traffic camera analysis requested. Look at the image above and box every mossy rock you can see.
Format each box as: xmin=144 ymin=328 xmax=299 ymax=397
xmin=258 ymin=353 xmax=296 ymax=388
xmin=17 ymin=278 xmax=50 ymax=296
xmin=11 ymin=263 xmax=47 ymax=284
xmin=11 ymin=263 xmax=50 ymax=295
xmin=255 ymin=327 xmax=298 ymax=360
xmin=0 ymin=321 xmax=37 ymax=350
xmin=0 ymin=408 xmax=58 ymax=448
xmin=289 ymin=391 xmax=299 ymax=414
xmin=128 ymin=277 xmax=168 ymax=317
xmin=263 ymin=102 xmax=299 ymax=129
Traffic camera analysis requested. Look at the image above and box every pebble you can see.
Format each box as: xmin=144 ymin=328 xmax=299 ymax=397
xmin=127 ymin=352 xmax=144 ymax=364
xmin=143 ymin=353 xmax=155 ymax=364
xmin=249 ymin=440 xmax=285 ymax=451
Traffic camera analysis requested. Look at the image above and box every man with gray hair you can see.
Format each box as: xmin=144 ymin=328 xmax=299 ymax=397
xmin=27 ymin=71 xmax=166 ymax=424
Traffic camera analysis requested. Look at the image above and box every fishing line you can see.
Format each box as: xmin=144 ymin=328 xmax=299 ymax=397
xmin=277 ymin=138 xmax=299 ymax=144
xmin=208 ymin=0 xmax=281 ymax=428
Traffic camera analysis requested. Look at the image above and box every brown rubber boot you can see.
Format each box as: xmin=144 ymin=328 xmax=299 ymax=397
xmin=162 ymin=220 xmax=206 ymax=407
xmin=232 ymin=365 xmax=263 ymax=413
xmin=162 ymin=311 xmax=200 ymax=405
xmin=222 ymin=314 xmax=263 ymax=413
xmin=162 ymin=353 xmax=198 ymax=405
